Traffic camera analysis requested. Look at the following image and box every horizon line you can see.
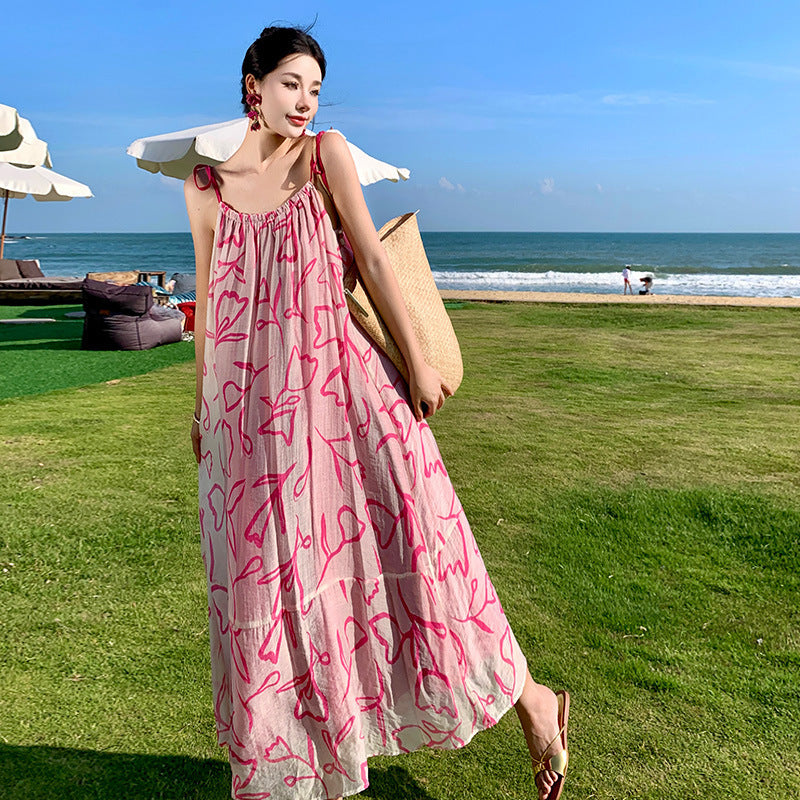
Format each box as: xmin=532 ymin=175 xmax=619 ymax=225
xmin=7 ymin=230 xmax=800 ymax=236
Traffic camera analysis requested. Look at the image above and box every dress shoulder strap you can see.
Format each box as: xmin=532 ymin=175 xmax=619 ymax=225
xmin=192 ymin=163 xmax=223 ymax=203
xmin=309 ymin=131 xmax=332 ymax=196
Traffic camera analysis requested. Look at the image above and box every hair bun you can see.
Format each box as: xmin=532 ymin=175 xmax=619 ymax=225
xmin=239 ymin=25 xmax=326 ymax=115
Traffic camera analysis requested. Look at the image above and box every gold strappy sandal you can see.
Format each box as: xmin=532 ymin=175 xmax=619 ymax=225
xmin=532 ymin=690 xmax=570 ymax=800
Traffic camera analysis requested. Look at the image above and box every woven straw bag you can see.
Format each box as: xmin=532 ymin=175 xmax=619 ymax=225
xmin=342 ymin=211 xmax=463 ymax=394
xmin=311 ymin=130 xmax=463 ymax=394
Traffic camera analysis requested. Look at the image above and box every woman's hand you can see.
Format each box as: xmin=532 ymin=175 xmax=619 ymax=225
xmin=408 ymin=362 xmax=452 ymax=422
xmin=191 ymin=420 xmax=202 ymax=464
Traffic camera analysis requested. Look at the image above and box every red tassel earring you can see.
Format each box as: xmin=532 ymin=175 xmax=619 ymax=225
xmin=245 ymin=92 xmax=263 ymax=131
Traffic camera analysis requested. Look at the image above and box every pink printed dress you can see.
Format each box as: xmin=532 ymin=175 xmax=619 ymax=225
xmin=193 ymin=132 xmax=529 ymax=800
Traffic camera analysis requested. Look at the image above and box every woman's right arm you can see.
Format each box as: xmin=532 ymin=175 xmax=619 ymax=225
xmin=183 ymin=174 xmax=216 ymax=465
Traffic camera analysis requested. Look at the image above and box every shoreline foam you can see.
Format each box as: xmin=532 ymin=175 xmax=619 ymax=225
xmin=439 ymin=290 xmax=800 ymax=308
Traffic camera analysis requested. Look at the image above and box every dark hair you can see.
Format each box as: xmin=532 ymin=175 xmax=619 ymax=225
xmin=240 ymin=25 xmax=326 ymax=113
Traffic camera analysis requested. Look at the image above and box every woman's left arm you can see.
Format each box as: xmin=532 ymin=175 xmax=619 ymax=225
xmin=319 ymin=131 xmax=450 ymax=422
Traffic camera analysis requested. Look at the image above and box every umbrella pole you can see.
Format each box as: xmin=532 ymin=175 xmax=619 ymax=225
xmin=0 ymin=191 xmax=8 ymax=260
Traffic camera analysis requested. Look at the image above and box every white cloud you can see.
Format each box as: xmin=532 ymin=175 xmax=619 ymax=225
xmin=601 ymin=91 xmax=712 ymax=107
xmin=456 ymin=183 xmax=465 ymax=193
xmin=671 ymin=55 xmax=800 ymax=83
xmin=159 ymin=175 xmax=183 ymax=191
xmin=602 ymin=93 xmax=652 ymax=106
xmin=596 ymin=184 xmax=603 ymax=193
xmin=324 ymin=86 xmax=711 ymax=133
xmin=518 ymin=92 xmax=586 ymax=110
xmin=714 ymin=59 xmax=800 ymax=82
xmin=33 ymin=110 xmax=221 ymax=130
xmin=439 ymin=176 xmax=455 ymax=191
xmin=540 ymin=177 xmax=555 ymax=195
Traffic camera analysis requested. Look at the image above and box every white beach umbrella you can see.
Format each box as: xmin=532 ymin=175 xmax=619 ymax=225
xmin=0 ymin=104 xmax=53 ymax=167
xmin=0 ymin=163 xmax=93 ymax=258
xmin=127 ymin=118 xmax=410 ymax=185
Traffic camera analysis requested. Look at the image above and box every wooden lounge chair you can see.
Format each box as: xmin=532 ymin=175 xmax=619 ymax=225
xmin=0 ymin=258 xmax=83 ymax=304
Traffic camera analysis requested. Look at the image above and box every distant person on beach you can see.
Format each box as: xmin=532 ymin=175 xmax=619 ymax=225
xmin=183 ymin=23 xmax=569 ymax=800
xmin=639 ymin=275 xmax=653 ymax=295
xmin=622 ymin=266 xmax=633 ymax=294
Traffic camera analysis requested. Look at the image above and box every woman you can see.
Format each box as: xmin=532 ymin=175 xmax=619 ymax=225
xmin=184 ymin=25 xmax=569 ymax=800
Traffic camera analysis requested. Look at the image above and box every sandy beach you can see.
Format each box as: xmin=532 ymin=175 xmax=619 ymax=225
xmin=439 ymin=290 xmax=800 ymax=308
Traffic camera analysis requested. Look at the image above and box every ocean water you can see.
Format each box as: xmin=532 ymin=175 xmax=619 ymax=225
xmin=4 ymin=231 xmax=799 ymax=298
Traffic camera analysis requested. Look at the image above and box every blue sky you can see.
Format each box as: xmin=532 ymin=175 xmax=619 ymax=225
xmin=2 ymin=0 xmax=800 ymax=232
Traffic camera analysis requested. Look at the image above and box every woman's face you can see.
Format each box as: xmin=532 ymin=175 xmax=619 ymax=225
xmin=251 ymin=53 xmax=322 ymax=138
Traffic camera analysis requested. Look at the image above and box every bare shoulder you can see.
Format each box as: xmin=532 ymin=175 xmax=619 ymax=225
xmin=317 ymin=130 xmax=352 ymax=165
xmin=183 ymin=169 xmax=201 ymax=206
xmin=183 ymin=168 xmax=218 ymax=230
xmin=183 ymin=167 xmax=207 ymax=204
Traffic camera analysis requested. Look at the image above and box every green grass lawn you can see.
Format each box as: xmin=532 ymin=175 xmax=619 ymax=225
xmin=1 ymin=301 xmax=798 ymax=800
xmin=0 ymin=304 xmax=195 ymax=400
